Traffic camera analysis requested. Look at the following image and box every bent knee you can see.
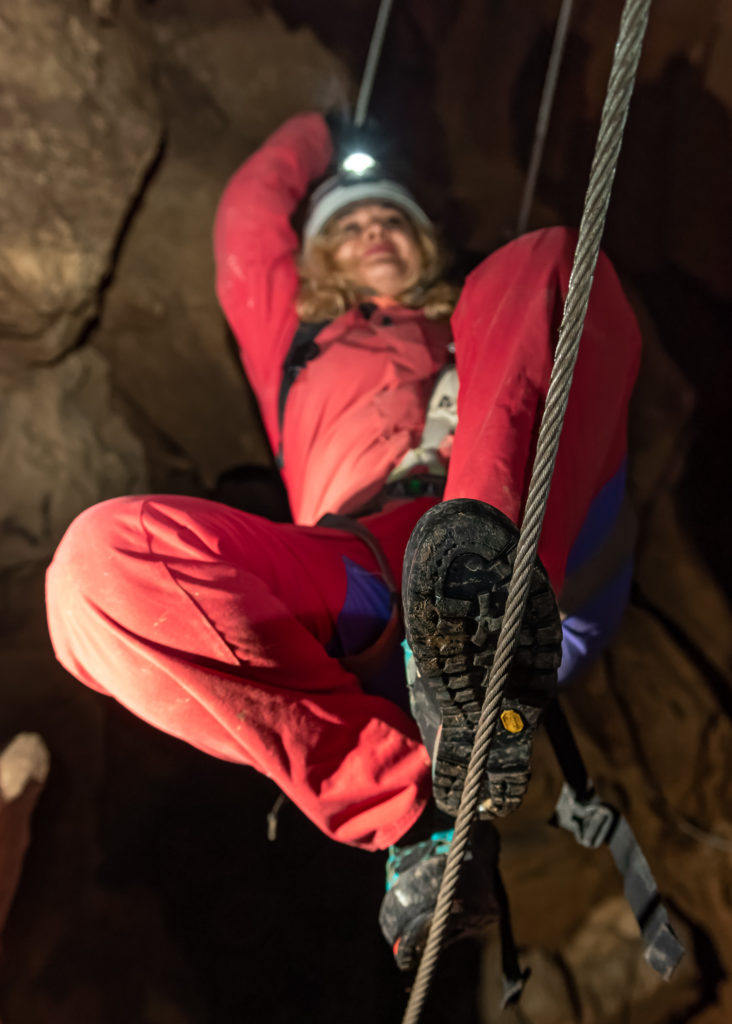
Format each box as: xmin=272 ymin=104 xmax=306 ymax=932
xmin=48 ymin=496 xmax=149 ymax=589
xmin=46 ymin=496 xmax=152 ymax=679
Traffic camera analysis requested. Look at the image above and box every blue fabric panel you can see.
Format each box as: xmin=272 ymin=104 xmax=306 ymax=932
xmin=328 ymin=506 xmax=632 ymax=701
xmin=327 ymin=557 xmax=410 ymax=712
xmin=326 ymin=557 xmax=392 ymax=656
xmin=558 ymin=556 xmax=633 ymax=686
xmin=565 ymin=460 xmax=627 ymax=575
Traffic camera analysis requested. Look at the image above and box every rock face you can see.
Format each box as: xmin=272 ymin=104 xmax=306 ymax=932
xmin=0 ymin=734 xmax=49 ymax=935
xmin=1 ymin=1 xmax=731 ymax=1022
xmin=0 ymin=0 xmax=161 ymax=370
xmin=0 ymin=350 xmax=147 ymax=569
xmin=93 ymin=7 xmax=352 ymax=486
xmin=0 ymin=0 xmax=160 ymax=566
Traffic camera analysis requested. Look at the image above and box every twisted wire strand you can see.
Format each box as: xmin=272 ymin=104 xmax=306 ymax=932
xmin=516 ymin=0 xmax=575 ymax=236
xmin=354 ymin=0 xmax=396 ymax=128
xmin=401 ymin=2 xmax=652 ymax=1021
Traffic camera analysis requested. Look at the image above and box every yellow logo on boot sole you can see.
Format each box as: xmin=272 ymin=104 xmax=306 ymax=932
xmin=500 ymin=709 xmax=524 ymax=733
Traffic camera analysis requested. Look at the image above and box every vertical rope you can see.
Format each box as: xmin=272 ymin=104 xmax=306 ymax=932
xmin=354 ymin=0 xmax=396 ymax=128
xmin=516 ymin=0 xmax=575 ymax=236
xmin=401 ymin=2 xmax=652 ymax=1022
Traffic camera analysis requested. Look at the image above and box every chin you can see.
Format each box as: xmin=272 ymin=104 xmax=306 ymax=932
xmin=362 ymin=274 xmax=410 ymax=297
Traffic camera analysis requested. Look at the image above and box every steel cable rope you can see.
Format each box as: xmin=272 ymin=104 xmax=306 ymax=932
xmin=516 ymin=0 xmax=575 ymax=236
xmin=401 ymin=1 xmax=653 ymax=1022
xmin=354 ymin=0 xmax=395 ymax=129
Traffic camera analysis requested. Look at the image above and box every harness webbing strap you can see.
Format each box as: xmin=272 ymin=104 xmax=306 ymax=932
xmin=544 ymin=701 xmax=685 ymax=980
xmin=276 ymin=320 xmax=330 ymax=469
xmin=493 ymin=867 xmax=531 ymax=1008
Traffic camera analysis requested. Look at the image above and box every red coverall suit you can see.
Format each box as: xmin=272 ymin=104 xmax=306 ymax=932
xmin=46 ymin=114 xmax=641 ymax=850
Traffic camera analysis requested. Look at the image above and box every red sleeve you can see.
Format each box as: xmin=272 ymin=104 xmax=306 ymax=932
xmin=213 ymin=113 xmax=333 ymax=448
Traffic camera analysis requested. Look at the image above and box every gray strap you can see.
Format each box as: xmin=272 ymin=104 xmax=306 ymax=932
xmin=607 ymin=816 xmax=686 ymax=980
xmin=547 ymin=698 xmax=685 ymax=982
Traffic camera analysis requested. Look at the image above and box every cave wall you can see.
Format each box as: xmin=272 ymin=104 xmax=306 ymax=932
xmin=1 ymin=1 xmax=731 ymax=1022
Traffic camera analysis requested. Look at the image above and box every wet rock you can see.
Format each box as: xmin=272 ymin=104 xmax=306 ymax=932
xmin=0 ymin=0 xmax=161 ymax=369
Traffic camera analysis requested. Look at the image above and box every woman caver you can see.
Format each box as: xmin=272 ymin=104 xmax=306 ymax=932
xmin=46 ymin=113 xmax=640 ymax=967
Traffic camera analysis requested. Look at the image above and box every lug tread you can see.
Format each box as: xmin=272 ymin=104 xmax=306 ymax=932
xmin=403 ymin=499 xmax=562 ymax=819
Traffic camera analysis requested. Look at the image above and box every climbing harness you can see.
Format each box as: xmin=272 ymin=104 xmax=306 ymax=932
xmin=386 ymin=365 xmax=458 ymax=485
xmin=515 ymin=0 xmax=575 ymax=236
xmin=401 ymin=2 xmax=678 ymax=1022
xmin=276 ymin=309 xmax=457 ymax=491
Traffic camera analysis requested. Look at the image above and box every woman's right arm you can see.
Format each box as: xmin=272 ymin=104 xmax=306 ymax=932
xmin=213 ymin=113 xmax=332 ymax=447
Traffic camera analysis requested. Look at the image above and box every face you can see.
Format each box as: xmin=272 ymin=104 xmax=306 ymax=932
xmin=329 ymin=203 xmax=423 ymax=297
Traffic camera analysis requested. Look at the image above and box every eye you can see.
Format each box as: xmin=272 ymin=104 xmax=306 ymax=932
xmin=340 ymin=221 xmax=361 ymax=237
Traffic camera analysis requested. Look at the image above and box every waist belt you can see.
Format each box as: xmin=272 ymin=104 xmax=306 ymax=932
xmin=382 ymin=474 xmax=447 ymax=502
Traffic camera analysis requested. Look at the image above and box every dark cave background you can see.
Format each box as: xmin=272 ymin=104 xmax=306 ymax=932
xmin=1 ymin=1 xmax=732 ymax=1021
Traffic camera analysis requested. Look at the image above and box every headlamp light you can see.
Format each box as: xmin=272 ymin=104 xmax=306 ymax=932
xmin=341 ymin=151 xmax=378 ymax=176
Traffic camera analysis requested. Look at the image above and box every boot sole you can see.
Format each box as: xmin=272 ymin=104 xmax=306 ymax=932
xmin=403 ymin=499 xmax=562 ymax=818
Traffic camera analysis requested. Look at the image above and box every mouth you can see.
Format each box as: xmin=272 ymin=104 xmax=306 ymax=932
xmin=364 ymin=243 xmax=397 ymax=259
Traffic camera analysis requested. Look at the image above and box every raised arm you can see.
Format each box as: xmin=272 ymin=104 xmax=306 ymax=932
xmin=213 ymin=113 xmax=332 ymax=446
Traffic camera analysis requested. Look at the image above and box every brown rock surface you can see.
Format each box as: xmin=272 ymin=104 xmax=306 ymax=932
xmin=0 ymin=0 xmax=161 ymax=369
xmin=0 ymin=734 xmax=49 ymax=936
xmin=1 ymin=2 xmax=731 ymax=1022
xmin=0 ymin=350 xmax=147 ymax=569
xmin=94 ymin=5 xmax=351 ymax=485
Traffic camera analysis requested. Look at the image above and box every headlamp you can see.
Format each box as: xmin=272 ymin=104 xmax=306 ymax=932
xmin=341 ymin=151 xmax=378 ymax=177
xmin=302 ymin=128 xmax=430 ymax=241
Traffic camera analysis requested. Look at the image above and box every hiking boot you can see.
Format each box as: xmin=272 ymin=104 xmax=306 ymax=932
xmin=402 ymin=499 xmax=562 ymax=819
xmin=378 ymin=822 xmax=499 ymax=971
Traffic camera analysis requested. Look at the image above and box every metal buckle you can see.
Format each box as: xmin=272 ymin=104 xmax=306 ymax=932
xmin=551 ymin=782 xmax=617 ymax=849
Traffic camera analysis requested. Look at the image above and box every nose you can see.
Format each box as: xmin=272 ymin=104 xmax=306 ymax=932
xmin=364 ymin=218 xmax=386 ymax=241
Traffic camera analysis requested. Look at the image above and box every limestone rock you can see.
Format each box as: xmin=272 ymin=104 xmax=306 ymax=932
xmin=563 ymin=898 xmax=692 ymax=1022
xmin=0 ymin=349 xmax=146 ymax=569
xmin=94 ymin=6 xmax=352 ymax=483
xmin=493 ymin=900 xmax=697 ymax=1024
xmin=625 ymin=289 xmax=696 ymax=510
xmin=0 ymin=0 xmax=161 ymax=369
xmin=151 ymin=7 xmax=351 ymax=144
xmin=0 ymin=733 xmax=50 ymax=935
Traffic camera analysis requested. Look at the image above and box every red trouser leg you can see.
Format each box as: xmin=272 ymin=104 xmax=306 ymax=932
xmin=46 ymin=495 xmax=434 ymax=850
xmin=446 ymin=227 xmax=641 ymax=592
xmin=46 ymin=230 xmax=640 ymax=853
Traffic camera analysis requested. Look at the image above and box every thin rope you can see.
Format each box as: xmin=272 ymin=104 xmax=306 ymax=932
xmin=401 ymin=2 xmax=652 ymax=1021
xmin=354 ymin=0 xmax=395 ymax=128
xmin=515 ymin=0 xmax=575 ymax=236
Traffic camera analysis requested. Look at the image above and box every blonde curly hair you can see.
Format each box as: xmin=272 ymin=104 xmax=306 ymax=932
xmin=296 ymin=205 xmax=458 ymax=323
